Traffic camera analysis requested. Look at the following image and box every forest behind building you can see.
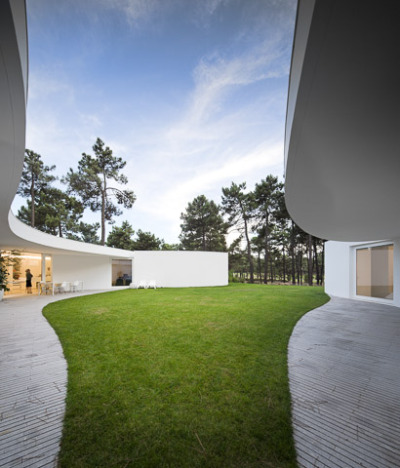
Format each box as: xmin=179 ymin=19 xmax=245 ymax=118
xmin=16 ymin=142 xmax=325 ymax=286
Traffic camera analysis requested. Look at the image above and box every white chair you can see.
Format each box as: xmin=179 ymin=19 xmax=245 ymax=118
xmin=138 ymin=280 xmax=148 ymax=289
xmin=148 ymin=280 xmax=157 ymax=289
xmin=56 ymin=281 xmax=70 ymax=293
xmin=39 ymin=281 xmax=53 ymax=295
xmin=71 ymin=280 xmax=82 ymax=292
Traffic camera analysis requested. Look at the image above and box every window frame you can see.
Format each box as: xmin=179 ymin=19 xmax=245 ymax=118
xmin=354 ymin=242 xmax=394 ymax=303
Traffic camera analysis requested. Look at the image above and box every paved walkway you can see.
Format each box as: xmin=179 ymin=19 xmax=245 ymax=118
xmin=0 ymin=291 xmax=112 ymax=467
xmin=289 ymin=297 xmax=400 ymax=468
xmin=3 ymin=293 xmax=400 ymax=467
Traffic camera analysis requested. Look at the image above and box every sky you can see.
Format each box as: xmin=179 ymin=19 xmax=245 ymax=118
xmin=13 ymin=0 xmax=297 ymax=244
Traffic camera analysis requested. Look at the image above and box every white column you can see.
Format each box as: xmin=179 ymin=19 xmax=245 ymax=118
xmin=41 ymin=253 xmax=46 ymax=281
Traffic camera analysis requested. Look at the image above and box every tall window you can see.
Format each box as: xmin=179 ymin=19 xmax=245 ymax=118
xmin=356 ymin=245 xmax=393 ymax=299
xmin=1 ymin=251 xmax=42 ymax=295
xmin=44 ymin=255 xmax=52 ymax=282
xmin=112 ymin=259 xmax=132 ymax=286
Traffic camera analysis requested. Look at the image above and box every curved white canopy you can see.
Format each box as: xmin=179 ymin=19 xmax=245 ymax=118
xmin=285 ymin=0 xmax=400 ymax=241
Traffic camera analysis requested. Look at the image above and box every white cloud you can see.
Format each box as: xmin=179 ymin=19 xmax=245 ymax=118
xmin=95 ymin=0 xmax=163 ymax=26
xmin=136 ymin=141 xmax=283 ymax=223
xmin=25 ymin=72 xmax=106 ymax=174
xmin=202 ymin=0 xmax=228 ymax=15
xmin=166 ymin=34 xmax=289 ymax=151
xmin=28 ymin=72 xmax=75 ymax=102
xmin=118 ymin=34 xmax=290 ymax=241
xmin=98 ymin=0 xmax=233 ymax=28
xmin=170 ymin=142 xmax=282 ymax=201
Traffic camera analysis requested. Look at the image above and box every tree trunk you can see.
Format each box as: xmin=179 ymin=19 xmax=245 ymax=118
xmin=297 ymin=250 xmax=302 ymax=285
xmin=313 ymin=238 xmax=320 ymax=285
xmin=243 ymin=217 xmax=254 ymax=283
xmin=263 ymin=217 xmax=269 ymax=284
xmin=290 ymin=226 xmax=296 ymax=284
xmin=308 ymin=234 xmax=313 ymax=286
xmin=101 ymin=173 xmax=106 ymax=245
xmin=30 ymin=176 xmax=35 ymax=227
xmin=282 ymin=246 xmax=286 ymax=283
xmin=270 ymin=256 xmax=274 ymax=283
xmin=291 ymin=246 xmax=296 ymax=284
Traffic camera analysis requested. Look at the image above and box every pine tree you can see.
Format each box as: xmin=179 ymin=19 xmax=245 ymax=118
xmin=221 ymin=182 xmax=255 ymax=283
xmin=133 ymin=230 xmax=163 ymax=250
xmin=253 ymin=176 xmax=284 ymax=283
xmin=17 ymin=149 xmax=56 ymax=227
xmin=106 ymin=221 xmax=135 ymax=250
xmin=179 ymin=195 xmax=227 ymax=251
xmin=64 ymin=138 xmax=136 ymax=245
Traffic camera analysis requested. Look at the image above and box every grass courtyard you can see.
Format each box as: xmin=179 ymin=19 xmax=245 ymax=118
xmin=43 ymin=284 xmax=329 ymax=468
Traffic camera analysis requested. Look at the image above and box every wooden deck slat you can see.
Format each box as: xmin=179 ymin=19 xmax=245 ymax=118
xmin=294 ymin=413 xmax=399 ymax=467
xmin=0 ymin=291 xmax=108 ymax=467
xmin=291 ymin=385 xmax=400 ymax=433
xmin=3 ymin=293 xmax=400 ymax=467
xmin=292 ymin=399 xmax=400 ymax=447
xmin=289 ymin=297 xmax=400 ymax=468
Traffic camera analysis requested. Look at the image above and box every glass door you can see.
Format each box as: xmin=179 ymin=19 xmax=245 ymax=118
xmin=356 ymin=245 xmax=393 ymax=299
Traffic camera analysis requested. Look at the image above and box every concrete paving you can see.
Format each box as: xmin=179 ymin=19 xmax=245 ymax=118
xmin=289 ymin=297 xmax=400 ymax=468
xmin=0 ymin=290 xmax=113 ymax=467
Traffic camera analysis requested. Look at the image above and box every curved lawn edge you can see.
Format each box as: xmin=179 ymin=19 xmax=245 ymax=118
xmin=43 ymin=284 xmax=329 ymax=468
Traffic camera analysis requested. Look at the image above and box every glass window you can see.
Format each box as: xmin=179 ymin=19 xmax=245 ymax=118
xmin=112 ymin=259 xmax=132 ymax=286
xmin=1 ymin=250 xmax=42 ymax=296
xmin=45 ymin=255 xmax=52 ymax=282
xmin=356 ymin=245 xmax=393 ymax=299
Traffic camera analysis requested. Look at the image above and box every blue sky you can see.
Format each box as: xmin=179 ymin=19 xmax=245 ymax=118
xmin=14 ymin=0 xmax=296 ymax=244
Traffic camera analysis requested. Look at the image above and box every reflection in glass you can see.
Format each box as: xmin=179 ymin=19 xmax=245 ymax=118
xmin=356 ymin=245 xmax=393 ymax=299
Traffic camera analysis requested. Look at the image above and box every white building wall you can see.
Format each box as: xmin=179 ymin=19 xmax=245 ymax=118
xmin=326 ymin=240 xmax=400 ymax=307
xmin=132 ymin=251 xmax=228 ymax=288
xmin=325 ymin=241 xmax=350 ymax=299
xmin=52 ymin=254 xmax=116 ymax=290
xmin=393 ymin=241 xmax=400 ymax=307
xmin=52 ymin=251 xmax=228 ymax=290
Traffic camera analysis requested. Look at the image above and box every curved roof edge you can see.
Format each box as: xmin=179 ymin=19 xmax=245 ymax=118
xmin=7 ymin=211 xmax=133 ymax=258
xmin=284 ymin=0 xmax=315 ymax=170
xmin=285 ymin=0 xmax=400 ymax=241
xmin=0 ymin=0 xmax=27 ymax=223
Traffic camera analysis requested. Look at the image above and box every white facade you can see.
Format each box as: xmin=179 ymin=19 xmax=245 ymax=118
xmin=52 ymin=254 xmax=114 ymax=291
xmin=133 ymin=251 xmax=228 ymax=288
xmin=324 ymin=241 xmax=353 ymax=300
xmin=285 ymin=1 xmax=400 ymax=305
xmin=326 ymin=240 xmax=400 ymax=307
xmin=51 ymin=251 xmax=228 ymax=290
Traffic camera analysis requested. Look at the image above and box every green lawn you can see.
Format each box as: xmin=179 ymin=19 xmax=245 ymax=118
xmin=43 ymin=284 xmax=329 ymax=468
